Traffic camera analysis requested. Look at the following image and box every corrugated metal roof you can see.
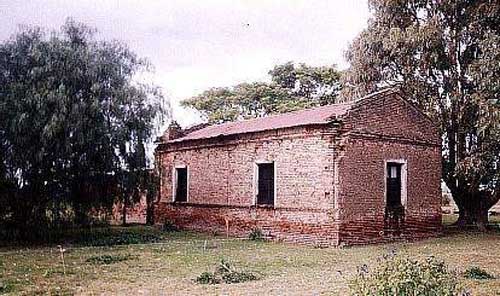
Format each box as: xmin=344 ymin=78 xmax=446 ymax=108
xmin=169 ymin=102 xmax=353 ymax=143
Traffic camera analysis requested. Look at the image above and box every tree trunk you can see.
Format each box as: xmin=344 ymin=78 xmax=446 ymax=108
xmin=454 ymin=191 xmax=498 ymax=231
xmin=455 ymin=204 xmax=489 ymax=231
xmin=146 ymin=194 xmax=154 ymax=225
xmin=74 ymin=203 xmax=89 ymax=226
xmin=121 ymin=197 xmax=127 ymax=226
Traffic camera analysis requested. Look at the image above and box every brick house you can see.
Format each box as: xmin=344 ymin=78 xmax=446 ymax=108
xmin=154 ymin=89 xmax=442 ymax=246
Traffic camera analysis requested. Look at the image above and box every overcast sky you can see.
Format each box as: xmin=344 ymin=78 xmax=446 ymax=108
xmin=1 ymin=0 xmax=369 ymax=127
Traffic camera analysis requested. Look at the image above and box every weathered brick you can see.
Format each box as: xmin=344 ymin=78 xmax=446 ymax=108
xmin=154 ymin=90 xmax=442 ymax=246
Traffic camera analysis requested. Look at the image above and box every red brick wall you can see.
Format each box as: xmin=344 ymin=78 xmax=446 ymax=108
xmin=154 ymin=92 xmax=442 ymax=246
xmin=336 ymin=93 xmax=442 ymax=245
xmin=155 ymin=126 xmax=339 ymax=244
xmin=155 ymin=203 xmax=339 ymax=245
xmin=111 ymin=193 xmax=148 ymax=225
xmin=157 ymin=126 xmax=336 ymax=209
xmin=90 ymin=193 xmax=148 ymax=225
xmin=336 ymin=138 xmax=442 ymax=245
xmin=342 ymin=92 xmax=440 ymax=144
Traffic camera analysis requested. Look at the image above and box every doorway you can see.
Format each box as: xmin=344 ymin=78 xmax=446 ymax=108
xmin=174 ymin=167 xmax=188 ymax=202
xmin=256 ymin=162 xmax=274 ymax=206
xmin=385 ymin=162 xmax=405 ymax=234
xmin=386 ymin=163 xmax=402 ymax=209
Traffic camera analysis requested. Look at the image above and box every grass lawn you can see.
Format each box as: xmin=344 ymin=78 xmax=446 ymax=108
xmin=0 ymin=218 xmax=499 ymax=295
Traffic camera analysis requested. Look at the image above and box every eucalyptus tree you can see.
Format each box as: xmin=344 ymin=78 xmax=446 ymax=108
xmin=182 ymin=62 xmax=342 ymax=123
xmin=343 ymin=0 xmax=500 ymax=229
xmin=0 ymin=19 xmax=168 ymax=231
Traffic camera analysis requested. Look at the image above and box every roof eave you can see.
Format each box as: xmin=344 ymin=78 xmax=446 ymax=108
xmin=160 ymin=120 xmax=341 ymax=146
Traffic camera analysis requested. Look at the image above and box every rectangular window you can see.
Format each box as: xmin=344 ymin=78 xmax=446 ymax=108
xmin=257 ymin=162 xmax=274 ymax=206
xmin=174 ymin=167 xmax=188 ymax=202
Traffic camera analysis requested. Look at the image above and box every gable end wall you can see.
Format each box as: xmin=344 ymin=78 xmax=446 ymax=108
xmin=336 ymin=93 xmax=442 ymax=245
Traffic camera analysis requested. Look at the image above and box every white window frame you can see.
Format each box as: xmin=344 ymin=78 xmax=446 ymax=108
xmin=172 ymin=165 xmax=189 ymax=202
xmin=253 ymin=160 xmax=277 ymax=206
xmin=384 ymin=159 xmax=408 ymax=208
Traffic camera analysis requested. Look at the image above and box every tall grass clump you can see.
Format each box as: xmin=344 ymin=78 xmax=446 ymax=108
xmin=248 ymin=228 xmax=264 ymax=241
xmin=464 ymin=266 xmax=495 ymax=280
xmin=195 ymin=259 xmax=259 ymax=284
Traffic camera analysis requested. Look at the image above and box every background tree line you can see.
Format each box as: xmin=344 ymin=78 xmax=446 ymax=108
xmin=182 ymin=62 xmax=342 ymax=123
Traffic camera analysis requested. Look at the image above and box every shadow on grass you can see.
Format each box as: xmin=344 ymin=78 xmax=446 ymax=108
xmin=442 ymin=213 xmax=500 ymax=236
xmin=0 ymin=225 xmax=199 ymax=248
xmin=2 ymin=214 xmax=498 ymax=249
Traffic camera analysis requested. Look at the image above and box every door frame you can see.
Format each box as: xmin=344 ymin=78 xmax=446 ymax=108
xmin=384 ymin=159 xmax=408 ymax=209
xmin=253 ymin=160 xmax=277 ymax=206
xmin=172 ymin=165 xmax=189 ymax=202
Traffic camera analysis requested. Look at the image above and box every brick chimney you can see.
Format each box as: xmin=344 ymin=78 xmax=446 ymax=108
xmin=161 ymin=121 xmax=184 ymax=142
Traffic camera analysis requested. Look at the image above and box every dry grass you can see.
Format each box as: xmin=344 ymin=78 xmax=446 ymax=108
xmin=0 ymin=220 xmax=499 ymax=295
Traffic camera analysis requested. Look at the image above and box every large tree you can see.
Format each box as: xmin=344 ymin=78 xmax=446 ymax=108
xmin=343 ymin=0 xmax=500 ymax=229
xmin=182 ymin=62 xmax=341 ymax=123
xmin=0 ymin=20 xmax=168 ymax=232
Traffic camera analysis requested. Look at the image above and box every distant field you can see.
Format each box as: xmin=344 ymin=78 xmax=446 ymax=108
xmin=0 ymin=221 xmax=499 ymax=295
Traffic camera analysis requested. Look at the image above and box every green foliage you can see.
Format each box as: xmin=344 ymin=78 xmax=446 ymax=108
xmin=182 ymin=62 xmax=341 ymax=123
xmin=195 ymin=259 xmax=259 ymax=285
xmin=464 ymin=266 xmax=495 ymax=280
xmin=86 ymin=254 xmax=133 ymax=265
xmin=221 ymin=269 xmax=258 ymax=284
xmin=349 ymin=255 xmax=466 ymax=296
xmin=270 ymin=62 xmax=341 ymax=105
xmin=0 ymin=279 xmax=15 ymax=294
xmin=195 ymin=271 xmax=221 ymax=285
xmin=162 ymin=221 xmax=179 ymax=232
xmin=343 ymin=0 xmax=500 ymax=225
xmin=0 ymin=19 xmax=168 ymax=233
xmin=248 ymin=228 xmax=264 ymax=241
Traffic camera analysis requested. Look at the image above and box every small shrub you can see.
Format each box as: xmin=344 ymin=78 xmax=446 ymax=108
xmin=195 ymin=259 xmax=259 ymax=285
xmin=162 ymin=221 xmax=179 ymax=232
xmin=86 ymin=253 xmax=133 ymax=265
xmin=221 ymin=270 xmax=258 ymax=284
xmin=349 ymin=255 xmax=467 ymax=296
xmin=464 ymin=266 xmax=495 ymax=280
xmin=195 ymin=271 xmax=221 ymax=284
xmin=0 ymin=280 xmax=15 ymax=294
xmin=249 ymin=228 xmax=264 ymax=241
